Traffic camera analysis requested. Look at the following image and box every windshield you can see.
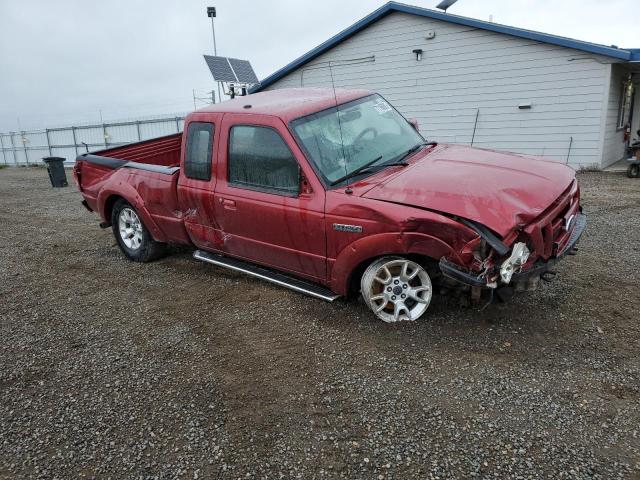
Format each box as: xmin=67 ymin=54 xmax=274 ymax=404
xmin=290 ymin=94 xmax=424 ymax=186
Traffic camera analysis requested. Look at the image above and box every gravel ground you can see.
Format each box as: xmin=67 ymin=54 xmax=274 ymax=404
xmin=1 ymin=166 xmax=639 ymax=479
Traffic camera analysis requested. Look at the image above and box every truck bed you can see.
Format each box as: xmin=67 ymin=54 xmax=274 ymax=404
xmin=74 ymin=133 xmax=183 ymax=186
xmin=95 ymin=133 xmax=182 ymax=167
xmin=73 ymin=133 xmax=190 ymax=245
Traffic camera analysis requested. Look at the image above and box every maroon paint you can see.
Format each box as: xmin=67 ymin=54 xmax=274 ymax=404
xmin=74 ymin=89 xmax=582 ymax=297
xmin=361 ymin=144 xmax=576 ymax=237
xmin=100 ymin=133 xmax=182 ymax=166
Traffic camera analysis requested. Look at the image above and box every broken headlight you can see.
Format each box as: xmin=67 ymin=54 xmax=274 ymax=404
xmin=499 ymin=242 xmax=530 ymax=284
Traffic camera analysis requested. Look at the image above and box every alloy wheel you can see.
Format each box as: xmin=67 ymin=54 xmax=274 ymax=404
xmin=361 ymin=257 xmax=432 ymax=323
xmin=118 ymin=207 xmax=143 ymax=250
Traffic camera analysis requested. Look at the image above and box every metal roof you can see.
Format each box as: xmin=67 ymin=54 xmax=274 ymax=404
xmin=253 ymin=1 xmax=639 ymax=93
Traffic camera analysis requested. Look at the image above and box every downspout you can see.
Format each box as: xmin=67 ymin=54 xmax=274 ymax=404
xmin=597 ymin=63 xmax=612 ymax=168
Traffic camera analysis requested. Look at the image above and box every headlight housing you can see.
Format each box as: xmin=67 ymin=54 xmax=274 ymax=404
xmin=500 ymin=242 xmax=530 ymax=284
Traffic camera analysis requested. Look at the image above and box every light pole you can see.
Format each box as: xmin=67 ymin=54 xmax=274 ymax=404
xmin=207 ymin=6 xmax=222 ymax=103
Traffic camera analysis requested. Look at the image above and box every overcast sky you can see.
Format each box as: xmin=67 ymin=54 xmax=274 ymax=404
xmin=0 ymin=0 xmax=637 ymax=132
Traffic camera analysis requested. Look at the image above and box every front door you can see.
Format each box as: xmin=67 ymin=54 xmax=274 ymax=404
xmin=213 ymin=114 xmax=327 ymax=282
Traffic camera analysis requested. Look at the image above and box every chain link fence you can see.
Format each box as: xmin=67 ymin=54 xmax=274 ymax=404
xmin=0 ymin=115 xmax=186 ymax=166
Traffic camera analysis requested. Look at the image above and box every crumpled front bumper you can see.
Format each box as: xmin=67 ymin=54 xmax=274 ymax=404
xmin=439 ymin=213 xmax=587 ymax=288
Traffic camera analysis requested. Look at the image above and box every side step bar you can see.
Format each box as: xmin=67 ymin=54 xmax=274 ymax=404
xmin=193 ymin=250 xmax=340 ymax=302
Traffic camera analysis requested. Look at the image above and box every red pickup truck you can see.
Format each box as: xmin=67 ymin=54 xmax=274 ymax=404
xmin=73 ymin=88 xmax=585 ymax=323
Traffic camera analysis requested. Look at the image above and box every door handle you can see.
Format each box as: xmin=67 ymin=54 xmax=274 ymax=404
xmin=220 ymin=198 xmax=236 ymax=210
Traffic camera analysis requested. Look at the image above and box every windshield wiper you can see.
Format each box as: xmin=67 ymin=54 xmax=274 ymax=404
xmin=331 ymin=159 xmax=409 ymax=186
xmin=330 ymin=155 xmax=384 ymax=186
xmin=392 ymin=141 xmax=437 ymax=164
xmin=330 ymin=141 xmax=437 ymax=187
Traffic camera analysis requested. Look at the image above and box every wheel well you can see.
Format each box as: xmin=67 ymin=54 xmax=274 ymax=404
xmin=103 ymin=195 xmax=124 ymax=225
xmin=346 ymin=253 xmax=438 ymax=299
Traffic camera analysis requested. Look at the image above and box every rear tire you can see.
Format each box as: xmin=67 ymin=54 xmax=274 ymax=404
xmin=111 ymin=199 xmax=166 ymax=262
xmin=627 ymin=164 xmax=640 ymax=178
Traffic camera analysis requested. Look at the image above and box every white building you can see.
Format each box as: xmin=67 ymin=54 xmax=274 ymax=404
xmin=253 ymin=2 xmax=640 ymax=169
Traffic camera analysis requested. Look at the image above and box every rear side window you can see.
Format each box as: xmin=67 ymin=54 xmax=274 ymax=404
xmin=228 ymin=126 xmax=299 ymax=196
xmin=185 ymin=122 xmax=214 ymax=181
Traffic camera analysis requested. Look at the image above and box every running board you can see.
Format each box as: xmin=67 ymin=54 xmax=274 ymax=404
xmin=193 ymin=250 xmax=340 ymax=302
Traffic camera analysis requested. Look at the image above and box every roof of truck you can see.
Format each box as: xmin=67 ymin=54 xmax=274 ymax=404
xmin=194 ymin=88 xmax=372 ymax=122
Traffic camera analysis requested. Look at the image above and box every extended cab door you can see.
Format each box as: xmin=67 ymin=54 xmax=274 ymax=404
xmin=176 ymin=113 xmax=223 ymax=249
xmin=213 ymin=114 xmax=327 ymax=282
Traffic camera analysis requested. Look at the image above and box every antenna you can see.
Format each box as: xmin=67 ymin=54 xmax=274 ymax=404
xmin=435 ymin=0 xmax=458 ymax=13
xmin=327 ymin=62 xmax=349 ymax=180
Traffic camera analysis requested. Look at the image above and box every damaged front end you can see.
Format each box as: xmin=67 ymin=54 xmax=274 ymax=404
xmin=439 ymin=182 xmax=586 ymax=298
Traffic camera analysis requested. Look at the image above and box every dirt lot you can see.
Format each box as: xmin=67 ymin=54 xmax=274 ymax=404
xmin=0 ymin=166 xmax=639 ymax=479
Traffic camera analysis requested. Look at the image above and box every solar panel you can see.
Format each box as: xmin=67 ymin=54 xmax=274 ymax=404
xmin=228 ymin=58 xmax=259 ymax=84
xmin=435 ymin=0 xmax=458 ymax=11
xmin=203 ymin=55 xmax=237 ymax=83
xmin=203 ymin=55 xmax=259 ymax=85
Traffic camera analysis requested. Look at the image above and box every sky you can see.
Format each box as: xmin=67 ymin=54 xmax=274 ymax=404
xmin=0 ymin=0 xmax=638 ymax=132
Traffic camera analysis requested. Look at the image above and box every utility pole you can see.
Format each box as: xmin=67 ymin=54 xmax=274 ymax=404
xmin=207 ymin=6 xmax=222 ymax=103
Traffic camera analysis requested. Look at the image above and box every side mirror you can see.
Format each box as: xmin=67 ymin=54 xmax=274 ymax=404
xmin=409 ymin=118 xmax=419 ymax=131
xmin=300 ymin=172 xmax=313 ymax=195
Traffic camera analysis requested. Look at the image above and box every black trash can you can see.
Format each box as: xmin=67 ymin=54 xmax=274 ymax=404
xmin=42 ymin=157 xmax=68 ymax=188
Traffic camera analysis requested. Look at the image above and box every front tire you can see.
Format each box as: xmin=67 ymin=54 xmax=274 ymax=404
xmin=111 ymin=199 xmax=165 ymax=262
xmin=628 ymin=164 xmax=640 ymax=178
xmin=361 ymin=256 xmax=433 ymax=323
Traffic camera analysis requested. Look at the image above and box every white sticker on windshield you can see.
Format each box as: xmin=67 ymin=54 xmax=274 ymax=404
xmin=373 ymin=98 xmax=392 ymax=115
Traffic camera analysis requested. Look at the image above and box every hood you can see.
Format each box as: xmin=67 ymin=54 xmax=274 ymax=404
xmin=362 ymin=145 xmax=575 ymax=237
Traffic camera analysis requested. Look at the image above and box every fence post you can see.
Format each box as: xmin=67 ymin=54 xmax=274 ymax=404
xmin=0 ymin=134 xmax=7 ymax=165
xmin=102 ymin=123 xmax=108 ymax=148
xmin=71 ymin=127 xmax=79 ymax=157
xmin=21 ymin=131 xmax=29 ymax=164
xmin=9 ymin=133 xmax=17 ymax=165
xmin=175 ymin=117 xmax=180 ymax=133
xmin=136 ymin=121 xmax=141 ymax=141
xmin=45 ymin=129 xmax=52 ymax=156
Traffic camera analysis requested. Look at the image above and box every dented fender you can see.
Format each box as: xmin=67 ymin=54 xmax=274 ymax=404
xmin=330 ymin=232 xmax=461 ymax=296
xmin=96 ymin=182 xmax=169 ymax=243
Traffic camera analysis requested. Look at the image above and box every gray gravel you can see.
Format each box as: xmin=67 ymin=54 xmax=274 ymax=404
xmin=1 ymin=166 xmax=639 ymax=479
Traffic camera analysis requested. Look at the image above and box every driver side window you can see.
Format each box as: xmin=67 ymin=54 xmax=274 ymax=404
xmin=228 ymin=125 xmax=300 ymax=196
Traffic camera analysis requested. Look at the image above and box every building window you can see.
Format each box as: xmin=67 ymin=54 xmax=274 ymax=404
xmin=228 ymin=125 xmax=300 ymax=196
xmin=617 ymin=82 xmax=633 ymax=130
xmin=184 ymin=122 xmax=214 ymax=181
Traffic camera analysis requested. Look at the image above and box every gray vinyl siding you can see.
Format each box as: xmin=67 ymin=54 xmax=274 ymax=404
xmin=601 ymin=64 xmax=629 ymax=167
xmin=264 ymin=11 xmax=612 ymax=168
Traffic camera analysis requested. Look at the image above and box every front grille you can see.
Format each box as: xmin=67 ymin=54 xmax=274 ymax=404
xmin=524 ymin=181 xmax=580 ymax=261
